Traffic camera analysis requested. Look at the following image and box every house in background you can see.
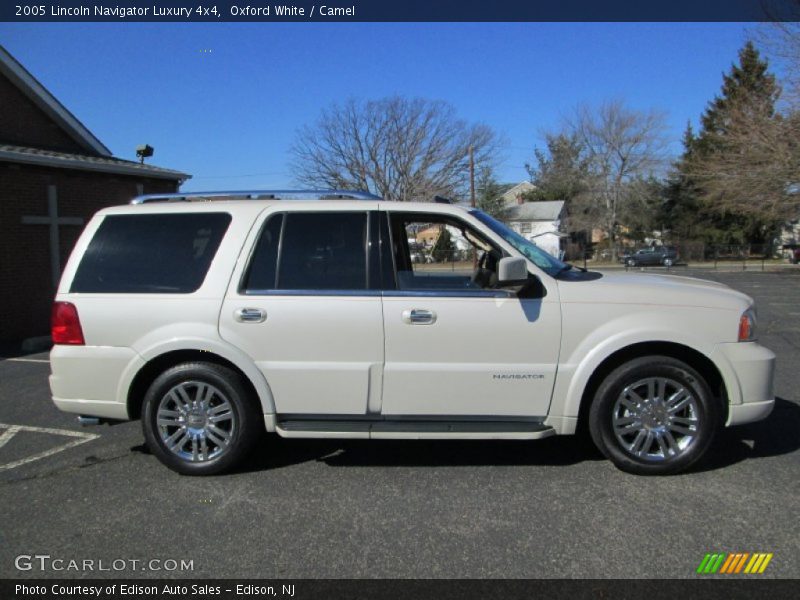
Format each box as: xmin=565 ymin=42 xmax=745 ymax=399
xmin=499 ymin=182 xmax=567 ymax=259
xmin=0 ymin=45 xmax=190 ymax=344
xmin=499 ymin=181 xmax=536 ymax=205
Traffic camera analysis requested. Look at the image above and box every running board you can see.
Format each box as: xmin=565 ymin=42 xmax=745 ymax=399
xmin=275 ymin=420 xmax=556 ymax=440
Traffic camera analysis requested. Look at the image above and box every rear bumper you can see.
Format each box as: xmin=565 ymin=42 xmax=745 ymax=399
xmin=711 ymin=342 xmax=776 ymax=426
xmin=52 ymin=397 xmax=129 ymax=420
xmin=49 ymin=345 xmax=141 ymax=420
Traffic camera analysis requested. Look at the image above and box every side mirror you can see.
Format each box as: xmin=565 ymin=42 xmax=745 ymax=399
xmin=497 ymin=256 xmax=529 ymax=288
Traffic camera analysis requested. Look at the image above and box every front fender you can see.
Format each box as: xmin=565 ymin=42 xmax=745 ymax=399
xmin=550 ymin=307 xmax=737 ymax=428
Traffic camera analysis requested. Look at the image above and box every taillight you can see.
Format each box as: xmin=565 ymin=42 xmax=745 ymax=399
xmin=51 ymin=302 xmax=85 ymax=345
xmin=738 ymin=309 xmax=756 ymax=342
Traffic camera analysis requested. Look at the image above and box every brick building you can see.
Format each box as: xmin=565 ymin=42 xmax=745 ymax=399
xmin=0 ymin=46 xmax=190 ymax=343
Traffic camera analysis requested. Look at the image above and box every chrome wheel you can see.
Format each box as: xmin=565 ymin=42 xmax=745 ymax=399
xmin=156 ymin=381 xmax=235 ymax=462
xmin=612 ymin=377 xmax=699 ymax=462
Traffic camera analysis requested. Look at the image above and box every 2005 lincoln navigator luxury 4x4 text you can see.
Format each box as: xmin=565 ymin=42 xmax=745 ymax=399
xmin=49 ymin=190 xmax=775 ymax=475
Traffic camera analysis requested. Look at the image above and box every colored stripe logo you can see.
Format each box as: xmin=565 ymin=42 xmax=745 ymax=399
xmin=696 ymin=552 xmax=773 ymax=574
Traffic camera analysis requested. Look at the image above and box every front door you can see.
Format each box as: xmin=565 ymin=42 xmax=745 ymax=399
xmin=219 ymin=208 xmax=384 ymax=415
xmin=380 ymin=211 xmax=561 ymax=418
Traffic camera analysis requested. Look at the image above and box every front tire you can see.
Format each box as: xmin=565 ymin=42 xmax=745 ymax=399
xmin=588 ymin=356 xmax=720 ymax=475
xmin=626 ymin=258 xmax=637 ymax=267
xmin=142 ymin=362 xmax=261 ymax=475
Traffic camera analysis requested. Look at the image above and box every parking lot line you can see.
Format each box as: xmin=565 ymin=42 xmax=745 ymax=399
xmin=0 ymin=426 xmax=21 ymax=450
xmin=0 ymin=423 xmax=99 ymax=472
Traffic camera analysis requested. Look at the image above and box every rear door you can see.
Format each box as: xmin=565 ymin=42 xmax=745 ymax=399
xmin=219 ymin=206 xmax=384 ymax=416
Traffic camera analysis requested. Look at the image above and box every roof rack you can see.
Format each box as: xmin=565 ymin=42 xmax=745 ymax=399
xmin=130 ymin=189 xmax=382 ymax=204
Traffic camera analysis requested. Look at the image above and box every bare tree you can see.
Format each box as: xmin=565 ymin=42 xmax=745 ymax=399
xmin=566 ymin=100 xmax=669 ymax=259
xmin=756 ymin=2 xmax=800 ymax=107
xmin=290 ymin=97 xmax=499 ymax=201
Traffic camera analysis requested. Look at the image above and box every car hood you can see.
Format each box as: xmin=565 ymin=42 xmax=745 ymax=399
xmin=556 ymin=270 xmax=753 ymax=312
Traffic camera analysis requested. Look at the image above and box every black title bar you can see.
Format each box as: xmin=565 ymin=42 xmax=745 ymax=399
xmin=3 ymin=0 xmax=800 ymax=23
xmin=4 ymin=579 xmax=800 ymax=600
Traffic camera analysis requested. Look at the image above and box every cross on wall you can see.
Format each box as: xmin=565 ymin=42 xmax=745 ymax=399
xmin=21 ymin=185 xmax=84 ymax=290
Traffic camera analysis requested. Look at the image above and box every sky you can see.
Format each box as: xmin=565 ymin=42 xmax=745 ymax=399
xmin=0 ymin=22 xmax=769 ymax=191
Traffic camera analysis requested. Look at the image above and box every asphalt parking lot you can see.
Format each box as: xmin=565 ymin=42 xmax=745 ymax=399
xmin=0 ymin=269 xmax=798 ymax=579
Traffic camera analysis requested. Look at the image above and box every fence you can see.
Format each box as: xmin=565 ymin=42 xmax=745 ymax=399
xmin=566 ymin=242 xmax=793 ymax=271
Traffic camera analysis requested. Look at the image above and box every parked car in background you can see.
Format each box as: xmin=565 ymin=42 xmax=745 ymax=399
xmin=624 ymin=246 xmax=678 ymax=267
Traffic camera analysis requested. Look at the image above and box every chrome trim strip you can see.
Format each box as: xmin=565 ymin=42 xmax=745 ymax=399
xmin=383 ymin=289 xmax=513 ymax=298
xmin=241 ymin=289 xmax=513 ymax=298
xmin=131 ymin=189 xmax=381 ymax=204
xmin=243 ymin=289 xmax=381 ymax=297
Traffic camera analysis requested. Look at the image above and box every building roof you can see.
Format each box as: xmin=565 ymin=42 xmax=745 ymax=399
xmin=0 ymin=45 xmax=190 ymax=182
xmin=0 ymin=45 xmax=111 ymax=157
xmin=0 ymin=144 xmax=191 ymax=181
xmin=504 ymin=200 xmax=565 ymax=222
xmin=499 ymin=181 xmax=536 ymax=204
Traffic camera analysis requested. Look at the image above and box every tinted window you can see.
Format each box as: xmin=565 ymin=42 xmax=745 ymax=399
xmin=277 ymin=212 xmax=367 ymax=290
xmin=242 ymin=214 xmax=284 ymax=292
xmin=71 ymin=213 xmax=231 ymax=293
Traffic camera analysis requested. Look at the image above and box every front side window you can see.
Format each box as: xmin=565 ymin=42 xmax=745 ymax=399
xmin=243 ymin=212 xmax=368 ymax=292
xmin=71 ymin=213 xmax=231 ymax=293
xmin=388 ymin=213 xmax=503 ymax=291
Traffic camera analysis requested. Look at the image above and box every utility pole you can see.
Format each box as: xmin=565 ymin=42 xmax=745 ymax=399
xmin=469 ymin=145 xmax=477 ymax=269
xmin=469 ymin=145 xmax=475 ymax=208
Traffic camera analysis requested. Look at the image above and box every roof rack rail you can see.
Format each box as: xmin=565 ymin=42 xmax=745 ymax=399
xmin=130 ymin=189 xmax=382 ymax=204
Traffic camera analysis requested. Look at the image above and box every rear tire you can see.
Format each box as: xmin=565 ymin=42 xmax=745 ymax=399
xmin=588 ymin=356 xmax=720 ymax=475
xmin=142 ymin=362 xmax=261 ymax=475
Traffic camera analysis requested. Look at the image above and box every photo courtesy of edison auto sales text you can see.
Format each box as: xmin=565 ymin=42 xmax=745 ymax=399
xmin=15 ymin=584 xmax=296 ymax=596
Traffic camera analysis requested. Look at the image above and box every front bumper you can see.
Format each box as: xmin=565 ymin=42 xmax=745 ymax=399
xmin=727 ymin=399 xmax=774 ymax=426
xmin=711 ymin=342 xmax=775 ymax=426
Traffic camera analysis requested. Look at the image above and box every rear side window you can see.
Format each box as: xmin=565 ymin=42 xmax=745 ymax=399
xmin=71 ymin=213 xmax=231 ymax=293
xmin=243 ymin=212 xmax=367 ymax=292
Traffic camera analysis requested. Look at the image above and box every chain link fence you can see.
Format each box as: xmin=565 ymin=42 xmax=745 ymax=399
xmin=562 ymin=241 xmax=796 ymax=271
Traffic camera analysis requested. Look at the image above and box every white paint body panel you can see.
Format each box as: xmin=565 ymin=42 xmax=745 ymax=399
xmin=381 ymin=295 xmax=560 ymax=416
xmin=48 ymin=199 xmax=775 ymax=437
xmin=219 ymin=295 xmax=384 ymax=414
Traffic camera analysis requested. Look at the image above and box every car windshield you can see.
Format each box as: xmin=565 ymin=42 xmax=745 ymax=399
xmin=470 ymin=209 xmax=570 ymax=277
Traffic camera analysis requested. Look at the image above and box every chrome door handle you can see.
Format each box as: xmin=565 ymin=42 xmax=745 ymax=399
xmin=402 ymin=309 xmax=437 ymax=325
xmin=234 ymin=308 xmax=267 ymax=323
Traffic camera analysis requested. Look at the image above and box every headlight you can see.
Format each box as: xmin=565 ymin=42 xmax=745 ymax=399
xmin=738 ymin=308 xmax=757 ymax=342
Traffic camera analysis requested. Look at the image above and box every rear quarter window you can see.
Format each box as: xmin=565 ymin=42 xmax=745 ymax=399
xmin=70 ymin=213 xmax=232 ymax=293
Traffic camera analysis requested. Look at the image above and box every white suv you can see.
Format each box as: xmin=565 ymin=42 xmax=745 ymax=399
xmin=49 ymin=190 xmax=775 ymax=475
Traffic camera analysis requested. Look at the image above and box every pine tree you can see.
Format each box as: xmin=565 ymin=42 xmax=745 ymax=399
xmin=475 ymin=166 xmax=507 ymax=218
xmin=524 ymin=133 xmax=590 ymax=203
xmin=662 ymin=123 xmax=701 ymax=240
xmin=698 ymin=41 xmax=778 ymax=149
xmin=681 ymin=41 xmax=786 ymax=246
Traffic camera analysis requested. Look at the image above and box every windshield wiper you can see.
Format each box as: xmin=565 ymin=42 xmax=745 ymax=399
xmin=555 ymin=264 xmax=573 ymax=276
xmin=555 ymin=262 xmax=587 ymax=276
